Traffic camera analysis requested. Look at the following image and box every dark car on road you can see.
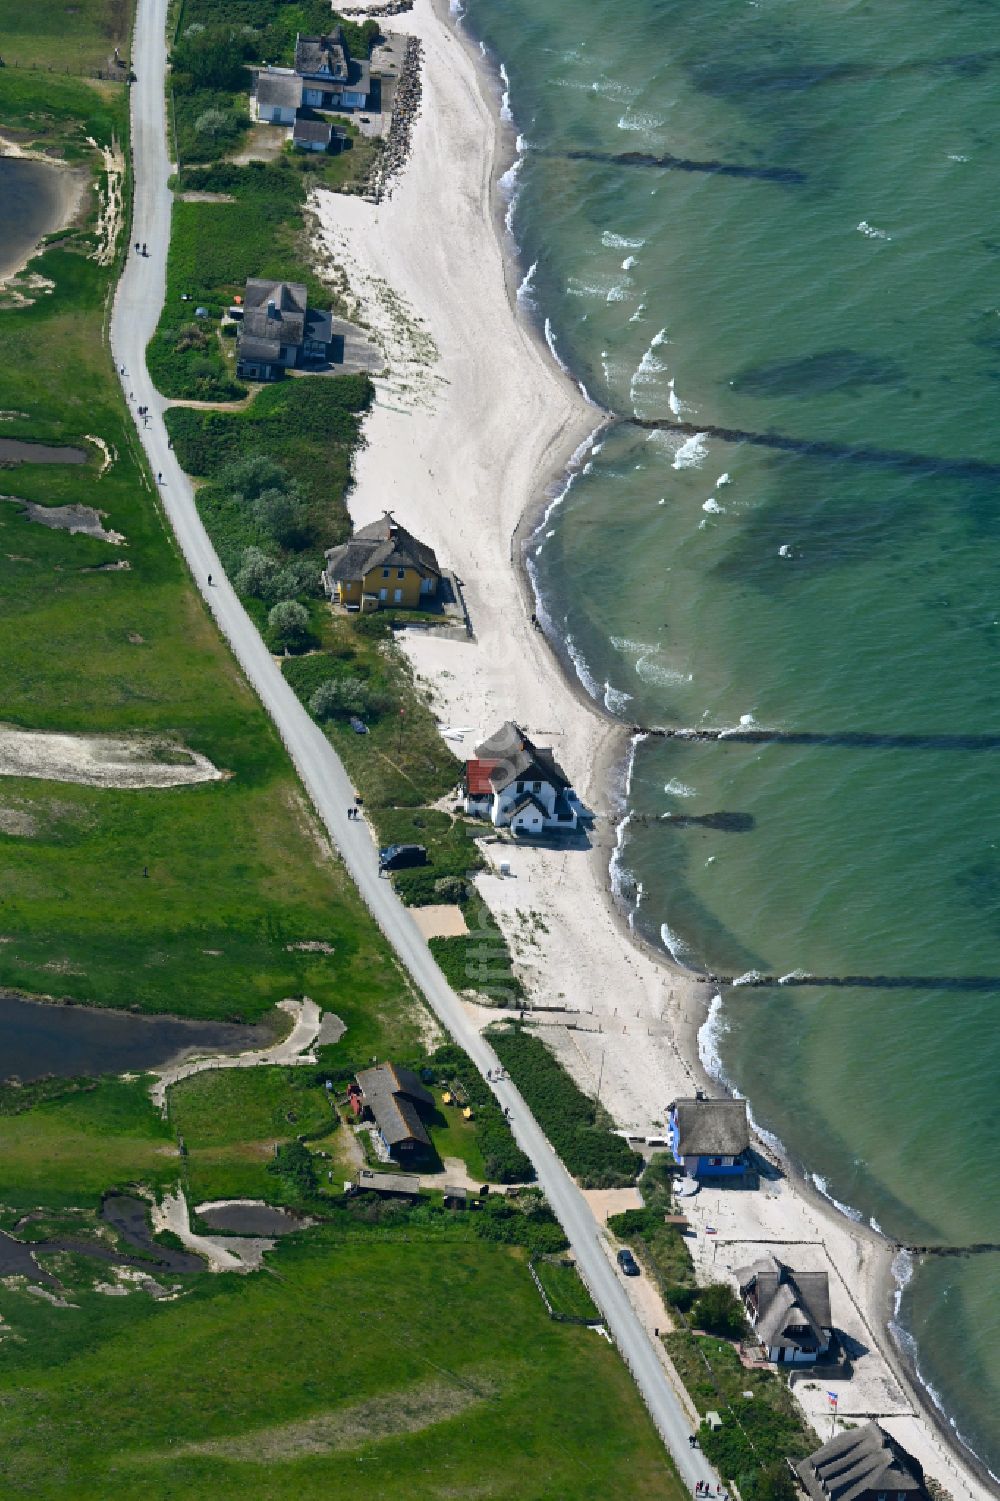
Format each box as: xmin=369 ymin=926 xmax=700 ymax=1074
xmin=616 ymin=1248 xmax=640 ymax=1277
xmin=378 ymin=843 xmax=428 ymax=874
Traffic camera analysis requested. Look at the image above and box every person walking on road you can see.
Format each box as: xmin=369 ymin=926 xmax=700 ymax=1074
xmin=207 ymin=574 xmax=213 ymax=587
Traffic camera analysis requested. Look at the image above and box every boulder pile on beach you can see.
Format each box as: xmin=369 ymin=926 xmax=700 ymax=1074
xmin=367 ymin=36 xmax=422 ymax=203
xmin=341 ymin=0 xmax=412 ymax=14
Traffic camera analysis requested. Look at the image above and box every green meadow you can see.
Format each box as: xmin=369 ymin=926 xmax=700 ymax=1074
xmin=0 ymin=1230 xmax=681 ymax=1500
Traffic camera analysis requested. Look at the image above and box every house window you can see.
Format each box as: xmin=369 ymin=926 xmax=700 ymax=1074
xmin=393 ymin=588 xmax=403 ymax=604
xmin=397 ymin=567 xmax=405 ymax=579
xmin=382 ymin=568 xmax=390 ymax=578
xmin=379 ymin=587 xmax=387 ymax=601
xmin=533 ymin=781 xmax=541 ymax=792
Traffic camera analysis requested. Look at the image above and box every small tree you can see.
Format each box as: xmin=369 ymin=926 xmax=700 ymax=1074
xmin=309 ymin=675 xmax=371 ymax=720
xmin=268 ymin=599 xmax=311 ymax=653
xmin=194 ymin=108 xmax=235 ymax=139
xmin=235 ymin=545 xmax=279 ymax=600
xmin=253 ymin=485 xmax=308 ymax=547
xmin=693 ymin=1282 xmax=748 ymax=1339
xmin=218 ymin=454 xmax=288 ymax=504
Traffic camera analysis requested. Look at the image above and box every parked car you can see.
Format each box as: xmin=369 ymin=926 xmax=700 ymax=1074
xmin=617 ymin=1248 xmax=640 ymax=1277
xmin=378 ymin=843 xmax=428 ymax=874
xmin=349 ymin=716 xmax=369 ymax=735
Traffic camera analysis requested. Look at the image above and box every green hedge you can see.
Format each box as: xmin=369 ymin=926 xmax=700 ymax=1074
xmin=488 ymin=1027 xmax=643 ymax=1188
xmin=430 ymin=916 xmax=523 ymax=1005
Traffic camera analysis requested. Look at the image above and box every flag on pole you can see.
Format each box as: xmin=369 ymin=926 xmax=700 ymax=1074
xmin=827 ymin=1392 xmax=839 ymax=1407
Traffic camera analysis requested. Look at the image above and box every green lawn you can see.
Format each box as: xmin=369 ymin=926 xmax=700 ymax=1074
xmin=534 ymin=1256 xmax=600 ymax=1323
xmin=0 ymin=119 xmax=419 ymax=1052
xmin=0 ymin=1077 xmax=175 ymax=1210
xmin=0 ymin=1231 xmax=684 ymax=1500
xmin=426 ymin=1091 xmax=487 ymax=1181
xmin=0 ymin=0 xmax=131 ymax=70
xmin=169 ymin=1066 xmax=339 ymax=1204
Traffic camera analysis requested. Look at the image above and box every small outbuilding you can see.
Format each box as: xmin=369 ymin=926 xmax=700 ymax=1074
xmin=293 ymin=115 xmax=333 ymax=152
xmin=795 ymin=1422 xmax=929 ymax=1501
xmin=353 ymin=1167 xmax=421 ymax=1199
xmin=668 ymin=1097 xmax=749 ymax=1178
xmin=253 ymin=67 xmax=302 ymax=124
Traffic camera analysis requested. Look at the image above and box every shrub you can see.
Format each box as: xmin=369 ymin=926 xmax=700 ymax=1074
xmin=267 ymin=599 xmax=312 ymax=652
xmin=433 ymin=875 xmax=467 ymax=904
xmin=220 ymin=454 xmax=290 ymax=503
xmin=473 ymin=1193 xmax=567 ymax=1256
xmin=195 ymin=107 xmax=238 ymax=139
xmin=266 ymin=1139 xmax=317 ymax=1197
xmin=252 ymin=484 xmax=309 ymax=547
xmin=488 ymin=1026 xmax=643 ymax=1188
xmin=693 ymin=1283 xmax=748 ymax=1340
xmin=744 ymin=1463 xmax=798 ymax=1501
xmin=235 ymin=545 xmax=280 ymax=599
xmin=310 ymin=675 xmax=377 ymax=721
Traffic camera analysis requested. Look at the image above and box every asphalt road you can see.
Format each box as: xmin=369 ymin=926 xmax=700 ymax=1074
xmin=112 ymin=0 xmax=721 ymax=1484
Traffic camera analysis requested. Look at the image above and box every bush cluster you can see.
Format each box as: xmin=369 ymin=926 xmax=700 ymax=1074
xmin=472 ymin=1192 xmax=568 ymax=1256
xmin=488 ymin=1027 xmax=643 ymax=1188
xmin=266 ymin=1138 xmax=318 ymax=1197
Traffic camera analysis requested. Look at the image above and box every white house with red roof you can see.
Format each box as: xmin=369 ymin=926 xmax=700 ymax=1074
xmin=464 ymin=722 xmax=578 ymax=836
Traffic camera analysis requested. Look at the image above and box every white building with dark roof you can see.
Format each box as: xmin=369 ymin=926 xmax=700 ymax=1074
xmin=464 ymin=722 xmax=579 ymax=836
xmin=736 ymin=1253 xmax=832 ymax=1363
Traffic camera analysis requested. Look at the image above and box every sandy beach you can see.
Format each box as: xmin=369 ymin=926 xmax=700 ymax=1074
xmin=311 ymin=3 xmax=993 ymax=1494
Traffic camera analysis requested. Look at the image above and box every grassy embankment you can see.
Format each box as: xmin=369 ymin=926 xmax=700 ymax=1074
xmin=0 ymin=1225 xmax=682 ymax=1501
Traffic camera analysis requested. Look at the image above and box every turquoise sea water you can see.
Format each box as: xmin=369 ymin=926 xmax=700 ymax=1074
xmin=463 ymin=0 xmax=1000 ymax=1473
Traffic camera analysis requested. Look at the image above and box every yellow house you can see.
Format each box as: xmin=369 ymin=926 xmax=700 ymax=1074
xmin=322 ymin=512 xmax=441 ymax=612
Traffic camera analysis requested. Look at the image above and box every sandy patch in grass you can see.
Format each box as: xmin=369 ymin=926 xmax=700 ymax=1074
xmin=0 ymin=725 xmax=225 ymax=789
xmin=178 ymin=1372 xmax=501 ymax=1462
xmin=1 ymin=496 xmax=124 ymax=543
xmin=0 ymin=806 xmax=38 ymax=837
xmin=410 ymin=903 xmax=469 ymax=939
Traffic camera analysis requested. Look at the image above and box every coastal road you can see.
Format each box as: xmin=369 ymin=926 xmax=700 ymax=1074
xmin=113 ymin=0 xmax=719 ymax=1485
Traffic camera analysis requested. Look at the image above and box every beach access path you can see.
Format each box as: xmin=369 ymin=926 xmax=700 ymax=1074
xmin=111 ymin=0 xmax=717 ymax=1482
xmin=309 ymin=2 xmax=994 ymax=1497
